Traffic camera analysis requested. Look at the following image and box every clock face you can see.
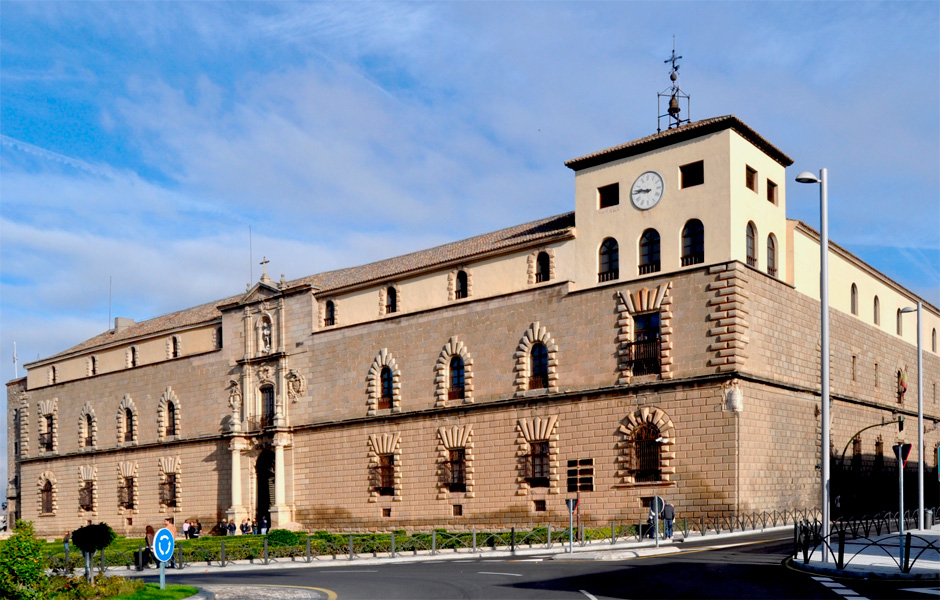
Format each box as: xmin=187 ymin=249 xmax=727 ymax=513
xmin=631 ymin=171 xmax=664 ymax=210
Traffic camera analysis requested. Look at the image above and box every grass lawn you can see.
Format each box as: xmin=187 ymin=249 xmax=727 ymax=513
xmin=106 ymin=583 xmax=200 ymax=600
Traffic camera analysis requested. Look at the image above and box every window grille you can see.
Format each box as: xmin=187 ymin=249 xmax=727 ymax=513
xmin=535 ymin=252 xmax=551 ymax=283
xmin=630 ymin=423 xmax=662 ymax=482
xmin=79 ymin=481 xmax=94 ymax=512
xmin=598 ymin=238 xmax=619 ymax=282
xmin=41 ymin=481 xmax=53 ymax=514
xmin=373 ymin=454 xmax=395 ymax=496
xmin=124 ymin=409 xmax=134 ymax=442
xmin=629 ymin=312 xmax=661 ymax=376
xmin=119 ymin=477 xmax=135 ymax=510
xmin=261 ymin=386 xmax=275 ymax=428
xmin=324 ymin=301 xmax=336 ymax=326
xmin=746 ymin=223 xmax=757 ymax=267
xmin=526 ymin=441 xmax=550 ymax=487
xmin=681 ymin=220 xmax=705 ymax=266
xmin=529 ymin=343 xmax=548 ymax=389
xmin=446 ymin=448 xmax=467 ymax=492
xmin=39 ymin=431 xmax=53 ymax=452
xmin=639 ymin=229 xmax=661 ymax=275
xmin=567 ymin=458 xmax=595 ymax=492
xmin=448 ymin=356 xmax=465 ymax=400
xmin=160 ymin=474 xmax=177 ymax=507
xmin=455 ymin=271 xmax=468 ymax=299
xmin=767 ymin=235 xmax=777 ymax=277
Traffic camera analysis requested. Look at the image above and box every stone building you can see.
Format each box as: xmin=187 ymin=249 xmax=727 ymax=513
xmin=7 ymin=115 xmax=940 ymax=537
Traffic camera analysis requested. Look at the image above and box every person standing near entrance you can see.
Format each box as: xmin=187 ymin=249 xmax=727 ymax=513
xmin=662 ymin=502 xmax=675 ymax=539
xmin=260 ymin=516 xmax=269 ymax=535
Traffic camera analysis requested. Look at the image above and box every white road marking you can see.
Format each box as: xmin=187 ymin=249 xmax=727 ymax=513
xmin=326 ymin=570 xmax=378 ymax=573
xmin=812 ymin=577 xmax=871 ymax=600
xmin=510 ymin=558 xmax=543 ymax=562
xmin=900 ymin=589 xmax=940 ymax=597
xmin=579 ymin=591 xmax=599 ymax=600
xmin=478 ymin=571 xmax=522 ymax=577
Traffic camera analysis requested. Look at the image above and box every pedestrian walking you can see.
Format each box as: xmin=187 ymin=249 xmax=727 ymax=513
xmin=182 ymin=520 xmax=190 ymax=539
xmin=162 ymin=518 xmax=177 ymax=568
xmin=662 ymin=502 xmax=675 ymax=539
xmin=144 ymin=525 xmax=156 ymax=568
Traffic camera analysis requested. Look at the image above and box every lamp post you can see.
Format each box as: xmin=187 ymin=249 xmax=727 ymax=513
xmin=796 ymin=168 xmax=830 ymax=562
xmin=900 ymin=302 xmax=923 ymax=530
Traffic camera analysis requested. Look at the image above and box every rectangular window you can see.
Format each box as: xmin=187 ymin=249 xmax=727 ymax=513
xmin=160 ymin=474 xmax=177 ymax=507
xmin=41 ymin=415 xmax=54 ymax=451
xmin=567 ymin=458 xmax=595 ymax=493
xmin=79 ymin=481 xmax=94 ymax=512
xmin=680 ymin=161 xmax=704 ymax=188
xmin=382 ymin=508 xmax=392 ymax=518
xmin=376 ymin=454 xmax=395 ymax=496
xmin=533 ymin=500 xmax=547 ymax=512
xmin=852 ymin=355 xmax=857 ymax=381
xmin=628 ymin=312 xmax=661 ymax=376
xmin=447 ymin=448 xmax=467 ymax=493
xmin=745 ymin=165 xmax=758 ymax=192
xmin=526 ymin=441 xmax=550 ymax=488
xmin=767 ymin=179 xmax=778 ymax=204
xmin=598 ymin=183 xmax=619 ymax=209
xmin=119 ymin=477 xmax=135 ymax=510
xmin=452 ymin=504 xmax=463 ymax=517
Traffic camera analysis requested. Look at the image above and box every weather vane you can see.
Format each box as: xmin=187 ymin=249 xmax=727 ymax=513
xmin=657 ymin=37 xmax=691 ymax=132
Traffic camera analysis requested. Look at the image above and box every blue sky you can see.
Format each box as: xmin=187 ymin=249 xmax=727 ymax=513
xmin=1 ymin=2 xmax=938 ymax=486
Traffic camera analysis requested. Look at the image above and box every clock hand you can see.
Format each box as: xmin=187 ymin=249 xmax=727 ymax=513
xmin=633 ymin=188 xmax=651 ymax=195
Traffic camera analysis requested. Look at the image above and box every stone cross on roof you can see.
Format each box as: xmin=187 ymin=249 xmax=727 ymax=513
xmin=260 ymin=256 xmax=271 ymax=284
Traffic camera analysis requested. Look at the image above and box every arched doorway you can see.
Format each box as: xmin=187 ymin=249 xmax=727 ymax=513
xmin=256 ymin=450 xmax=275 ymax=525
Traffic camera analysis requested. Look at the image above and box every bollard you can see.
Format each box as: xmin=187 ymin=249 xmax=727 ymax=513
xmin=510 ymin=527 xmax=516 ymax=554
xmin=611 ymin=521 xmax=616 ymax=545
xmin=472 ymin=528 xmax=477 ymax=553
xmin=348 ymin=534 xmax=354 ymax=560
xmin=306 ymin=538 xmax=311 ymax=563
xmin=177 ymin=546 xmax=182 ymax=569
xmin=220 ymin=540 xmax=226 ymax=567
xmin=801 ymin=529 xmax=810 ymax=564
xmin=137 ymin=546 xmax=144 ymax=571
xmin=432 ymin=531 xmax=437 ymax=555
xmin=264 ymin=539 xmax=269 ymax=565
xmin=547 ymin=524 xmax=552 ymax=548
xmin=391 ymin=531 xmax=396 ymax=558
xmin=903 ymin=532 xmax=912 ymax=573
xmin=837 ymin=528 xmax=845 ymax=569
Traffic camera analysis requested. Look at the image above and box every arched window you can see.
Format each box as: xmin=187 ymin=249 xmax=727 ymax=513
xmin=850 ymin=284 xmax=858 ymax=315
xmin=598 ymin=238 xmax=619 ymax=282
xmin=130 ymin=346 xmax=139 ymax=367
xmin=745 ymin=222 xmax=757 ymax=267
xmin=124 ymin=408 xmax=134 ymax=442
xmin=933 ymin=328 xmax=937 ymax=353
xmin=324 ymin=300 xmax=336 ymax=326
xmin=630 ymin=423 xmax=662 ymax=482
xmin=166 ymin=401 xmax=176 ymax=437
xmin=536 ymin=252 xmax=551 ymax=283
xmin=13 ymin=409 xmax=21 ymax=457
xmin=529 ymin=342 xmax=549 ymax=389
xmin=379 ymin=367 xmax=393 ymax=410
xmin=172 ymin=336 xmax=181 ymax=358
xmin=41 ymin=480 xmax=54 ymax=514
xmin=766 ymin=234 xmax=777 ymax=277
xmin=874 ymin=296 xmax=880 ymax=325
xmin=455 ymin=271 xmax=468 ymax=299
xmin=50 ymin=366 xmax=57 ymax=384
xmin=449 ymin=356 xmax=465 ymax=400
xmin=681 ymin=219 xmax=705 ymax=266
xmin=261 ymin=385 xmax=275 ymax=428
xmin=638 ymin=229 xmax=661 ymax=274
xmin=90 ymin=356 xmax=98 ymax=375
xmin=216 ymin=326 xmax=223 ymax=349
xmin=897 ymin=309 xmax=903 ymax=335
xmin=386 ymin=287 xmax=397 ymax=314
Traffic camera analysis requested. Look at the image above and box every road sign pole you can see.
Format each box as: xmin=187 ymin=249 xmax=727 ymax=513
xmin=159 ymin=560 xmax=165 ymax=590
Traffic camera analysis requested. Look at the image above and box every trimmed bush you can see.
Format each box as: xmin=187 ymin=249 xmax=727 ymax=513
xmin=71 ymin=522 xmax=117 ymax=556
xmin=0 ymin=520 xmax=50 ymax=600
xmin=266 ymin=529 xmax=299 ymax=546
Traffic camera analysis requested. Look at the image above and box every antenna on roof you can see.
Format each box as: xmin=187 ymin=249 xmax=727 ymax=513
xmin=249 ymin=226 xmax=254 ymax=286
xmin=657 ymin=37 xmax=691 ymax=132
xmin=109 ymin=276 xmax=112 ymax=330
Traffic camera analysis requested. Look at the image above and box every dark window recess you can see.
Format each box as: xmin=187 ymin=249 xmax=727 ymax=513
xmin=746 ymin=223 xmax=757 ymax=267
xmin=41 ymin=481 xmax=53 ymax=514
xmin=529 ymin=343 xmax=549 ymax=390
xmin=455 ymin=271 xmax=469 ymax=299
xmin=261 ymin=386 xmax=275 ymax=428
xmin=84 ymin=414 xmax=94 ymax=447
xmin=526 ymin=441 xmax=551 ymax=488
xmin=535 ymin=252 xmax=551 ymax=283
xmin=79 ymin=481 xmax=94 ymax=512
xmin=374 ymin=454 xmax=395 ymax=496
xmin=446 ymin=448 xmax=467 ymax=492
xmin=628 ymin=312 xmax=661 ymax=376
xmin=386 ymin=287 xmax=397 ymax=313
xmin=166 ymin=402 xmax=177 ymax=436
xmin=767 ymin=180 xmax=778 ymax=204
xmin=638 ymin=229 xmax=661 ymax=275
xmin=567 ymin=458 xmax=595 ymax=492
xmin=452 ymin=504 xmax=463 ymax=517
xmin=382 ymin=508 xmax=392 ymax=517
xmin=172 ymin=337 xmax=181 ymax=358
xmin=379 ymin=367 xmax=393 ymax=410
xmin=630 ymin=423 xmax=662 ymax=482
xmin=598 ymin=183 xmax=620 ymax=209
xmin=448 ymin=356 xmax=465 ymax=400
xmin=767 ymin=236 xmax=777 ymax=278
xmin=160 ymin=474 xmax=178 ymax=507
xmin=745 ymin=166 xmax=758 ymax=191
xmin=680 ymin=161 xmax=704 ymax=188
xmin=681 ymin=220 xmax=705 ymax=266
xmin=598 ymin=238 xmax=619 ymax=282
xmin=119 ymin=477 xmax=135 ymax=510
xmin=533 ymin=500 xmax=547 ymax=512
xmin=324 ymin=301 xmax=335 ymax=326
xmin=124 ymin=409 xmax=134 ymax=442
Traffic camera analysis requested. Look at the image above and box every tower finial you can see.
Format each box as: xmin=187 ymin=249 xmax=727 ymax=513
xmin=657 ymin=37 xmax=691 ymax=132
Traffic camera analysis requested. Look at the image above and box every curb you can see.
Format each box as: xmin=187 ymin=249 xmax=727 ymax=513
xmin=784 ymin=556 xmax=940 ymax=581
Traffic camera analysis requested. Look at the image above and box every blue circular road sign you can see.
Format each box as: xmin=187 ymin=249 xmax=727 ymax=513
xmin=153 ymin=528 xmax=175 ymax=563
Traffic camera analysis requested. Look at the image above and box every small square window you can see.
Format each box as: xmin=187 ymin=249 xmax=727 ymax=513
xmin=680 ymin=161 xmax=704 ymax=188
xmin=533 ymin=500 xmax=547 ymax=512
xmin=452 ymin=504 xmax=463 ymax=517
xmin=598 ymin=183 xmax=619 ymax=209
xmin=745 ymin=166 xmax=758 ymax=192
xmin=382 ymin=508 xmax=392 ymax=518
xmin=766 ymin=180 xmax=778 ymax=204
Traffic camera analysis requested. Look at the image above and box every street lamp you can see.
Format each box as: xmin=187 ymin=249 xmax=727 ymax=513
xmin=900 ymin=303 xmax=924 ymax=530
xmin=796 ymin=168 xmax=831 ymax=562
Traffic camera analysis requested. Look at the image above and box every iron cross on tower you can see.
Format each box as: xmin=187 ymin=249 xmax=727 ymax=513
xmin=657 ymin=38 xmax=691 ymax=132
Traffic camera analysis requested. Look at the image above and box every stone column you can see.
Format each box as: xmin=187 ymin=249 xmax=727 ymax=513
xmin=269 ymin=433 xmax=295 ymax=529
xmin=225 ymin=438 xmax=248 ymax=525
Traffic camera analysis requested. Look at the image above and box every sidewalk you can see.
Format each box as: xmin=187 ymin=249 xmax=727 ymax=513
xmin=788 ymin=524 xmax=939 ymax=580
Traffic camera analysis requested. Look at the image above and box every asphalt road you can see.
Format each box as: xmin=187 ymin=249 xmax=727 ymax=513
xmin=153 ymin=534 xmax=940 ymax=600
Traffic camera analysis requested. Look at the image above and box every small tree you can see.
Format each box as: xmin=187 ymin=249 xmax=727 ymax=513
xmin=71 ymin=522 xmax=116 ymax=582
xmin=0 ymin=520 xmax=50 ymax=600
